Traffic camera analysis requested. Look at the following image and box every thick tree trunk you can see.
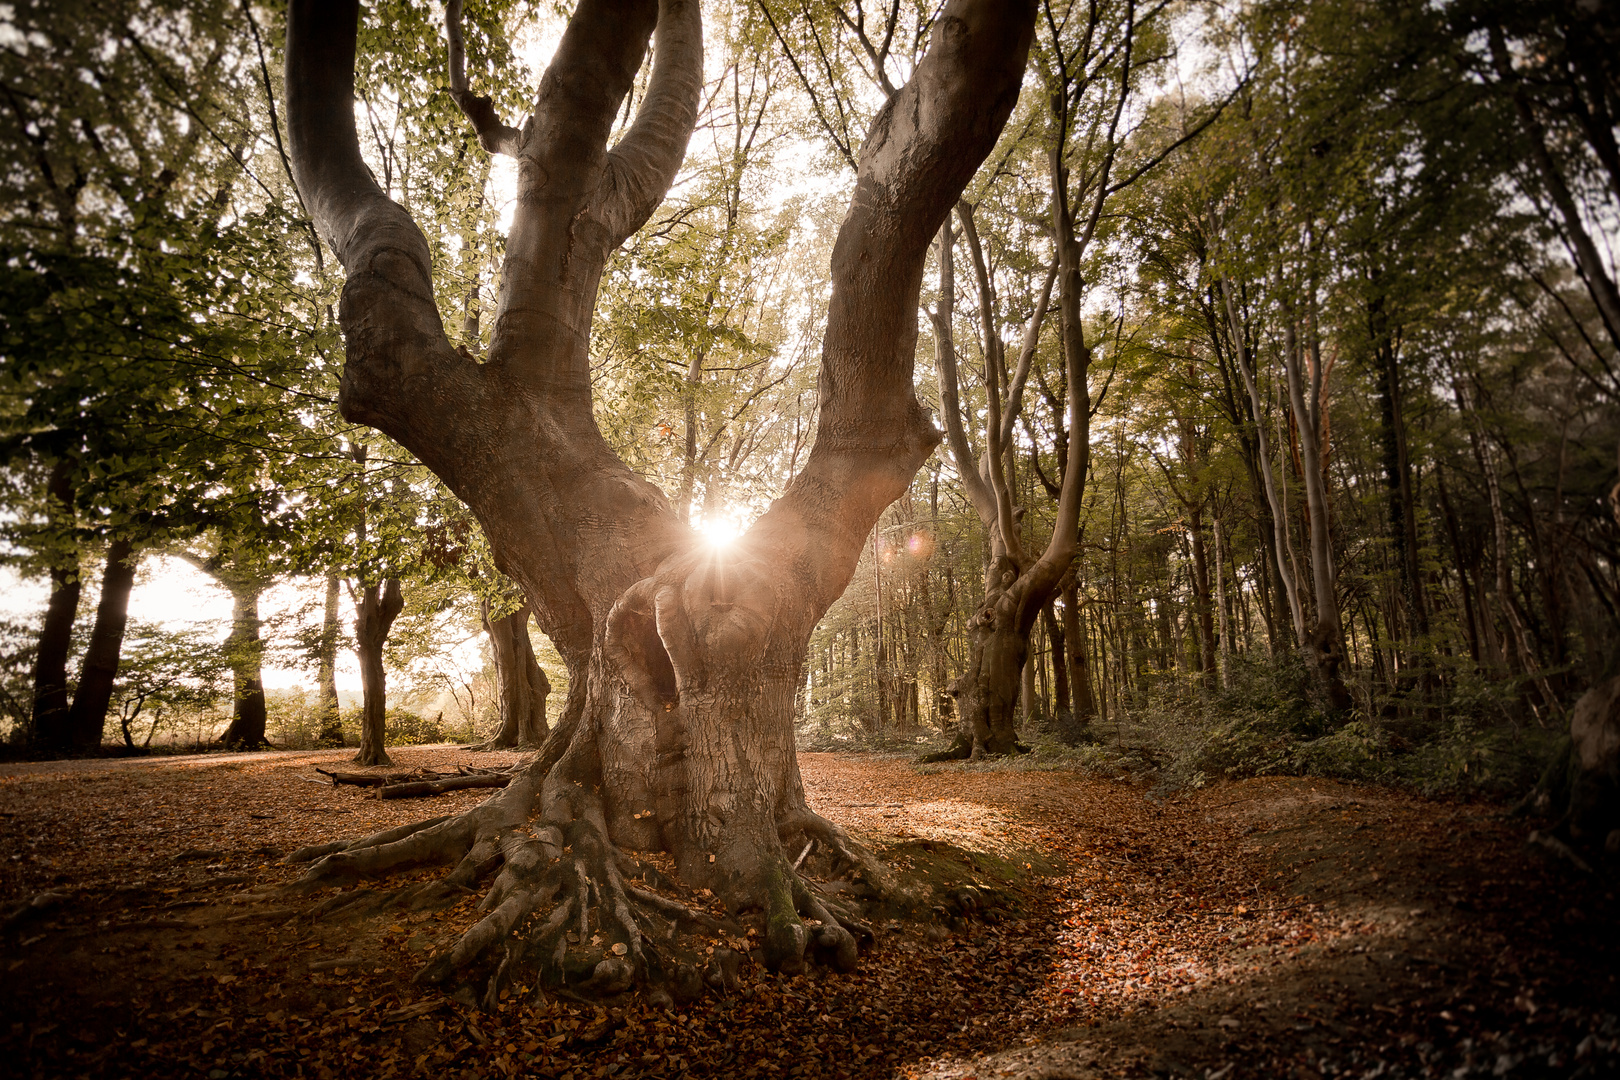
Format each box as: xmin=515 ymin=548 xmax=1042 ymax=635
xmin=481 ymin=600 xmax=549 ymax=749
xmin=353 ymin=577 xmax=403 ymax=767
xmin=220 ymin=581 xmax=270 ymax=749
xmin=65 ymin=539 xmax=137 ymax=752
xmin=30 ymin=563 xmax=81 ymax=752
xmin=30 ymin=460 xmax=79 ymax=753
xmin=317 ymin=572 xmax=343 ymax=744
xmin=938 ymin=563 xmax=1033 ymax=758
xmin=284 ymin=0 xmax=1034 ymax=991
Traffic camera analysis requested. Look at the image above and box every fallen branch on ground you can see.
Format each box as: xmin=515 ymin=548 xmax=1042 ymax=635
xmin=316 ymin=767 xmax=446 ymax=787
xmin=377 ymin=772 xmax=515 ymax=799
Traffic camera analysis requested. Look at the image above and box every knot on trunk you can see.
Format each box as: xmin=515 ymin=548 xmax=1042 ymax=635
xmin=604 ymin=540 xmax=782 ymax=714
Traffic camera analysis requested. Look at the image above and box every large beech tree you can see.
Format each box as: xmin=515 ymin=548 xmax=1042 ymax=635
xmin=281 ymin=0 xmax=1034 ymax=997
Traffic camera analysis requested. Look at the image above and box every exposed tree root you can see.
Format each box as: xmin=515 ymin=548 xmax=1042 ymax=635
xmin=271 ymin=761 xmax=948 ymax=1009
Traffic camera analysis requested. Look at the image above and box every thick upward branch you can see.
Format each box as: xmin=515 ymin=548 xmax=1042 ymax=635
xmin=756 ymin=0 xmax=1037 ymax=624
xmin=596 ymin=0 xmax=705 ymax=247
xmin=285 ymin=0 xmax=486 ymax=466
xmin=957 ymin=201 xmax=1024 ymax=565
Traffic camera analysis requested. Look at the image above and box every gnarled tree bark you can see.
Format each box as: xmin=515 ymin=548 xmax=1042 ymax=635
xmin=282 ymin=0 xmax=1033 ymax=999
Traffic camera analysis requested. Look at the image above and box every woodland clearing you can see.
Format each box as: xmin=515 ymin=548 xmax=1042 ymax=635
xmin=0 ymin=748 xmax=1615 ymax=1080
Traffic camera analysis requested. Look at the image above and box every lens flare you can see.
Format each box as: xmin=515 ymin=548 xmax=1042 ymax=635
xmin=697 ymin=515 xmax=742 ymax=548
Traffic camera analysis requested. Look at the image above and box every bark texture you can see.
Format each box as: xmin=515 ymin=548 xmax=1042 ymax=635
xmin=283 ymin=0 xmax=1035 ymax=996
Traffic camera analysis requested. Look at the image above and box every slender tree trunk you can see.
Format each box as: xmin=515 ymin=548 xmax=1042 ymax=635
xmin=1224 ymin=281 xmax=1308 ymax=651
xmin=1490 ymin=26 xmax=1620 ymax=353
xmin=1060 ymin=576 xmax=1095 ymax=737
xmin=1368 ymin=293 xmax=1428 ymax=654
xmin=220 ymin=580 xmax=270 ymax=749
xmin=353 ymin=577 xmax=403 ymax=766
xmin=1284 ymin=318 xmax=1351 ymax=711
xmin=1213 ymin=514 xmax=1231 ymax=689
xmin=1042 ymin=601 xmax=1071 ymax=722
xmin=481 ymin=599 xmax=550 ymax=749
xmin=1189 ymin=500 xmax=1216 ymax=686
xmin=30 ymin=460 xmax=80 ymax=753
xmin=1435 ymin=467 xmax=1482 ymax=665
xmin=1020 ymin=649 xmax=1036 ymax=728
xmin=66 ymin=539 xmax=137 ymax=752
xmin=317 ymin=572 xmax=343 ymax=743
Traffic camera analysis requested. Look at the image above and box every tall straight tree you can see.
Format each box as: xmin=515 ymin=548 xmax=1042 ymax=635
xmin=281 ymin=0 xmax=1034 ymax=997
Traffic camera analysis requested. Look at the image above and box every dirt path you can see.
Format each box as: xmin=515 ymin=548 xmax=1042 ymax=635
xmin=0 ymin=750 xmax=1614 ymax=1078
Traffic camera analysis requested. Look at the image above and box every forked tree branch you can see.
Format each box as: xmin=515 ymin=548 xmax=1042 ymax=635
xmin=956 ymin=200 xmax=1022 ymax=563
xmin=284 ymin=0 xmax=484 ymax=461
xmin=930 ymin=223 xmax=999 ymax=528
xmin=1000 ymin=258 xmax=1058 ymax=449
xmin=446 ymin=0 xmax=524 ymax=156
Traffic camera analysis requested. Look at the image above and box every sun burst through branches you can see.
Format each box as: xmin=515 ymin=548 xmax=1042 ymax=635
xmin=696 ymin=512 xmax=743 ymax=549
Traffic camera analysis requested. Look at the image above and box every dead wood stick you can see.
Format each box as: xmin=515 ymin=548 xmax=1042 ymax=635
xmin=383 ymin=999 xmax=447 ymax=1022
xmin=308 ymin=956 xmax=366 ymax=972
xmin=376 ymin=773 xmax=513 ymax=799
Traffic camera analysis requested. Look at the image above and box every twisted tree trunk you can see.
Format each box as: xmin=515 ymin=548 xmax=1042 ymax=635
xmin=282 ymin=0 xmax=1034 ymax=999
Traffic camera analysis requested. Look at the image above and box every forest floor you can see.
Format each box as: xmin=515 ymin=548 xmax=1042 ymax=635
xmin=0 ymin=747 xmax=1615 ymax=1079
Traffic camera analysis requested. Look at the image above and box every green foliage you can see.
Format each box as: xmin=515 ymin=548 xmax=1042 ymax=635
xmin=384 ymin=707 xmax=475 ymax=748
xmin=1101 ymin=656 xmax=1568 ymax=800
xmin=0 ymin=618 xmax=37 ymax=743
xmin=112 ymin=621 xmax=231 ymax=749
